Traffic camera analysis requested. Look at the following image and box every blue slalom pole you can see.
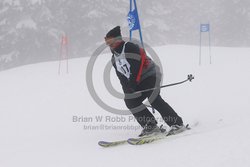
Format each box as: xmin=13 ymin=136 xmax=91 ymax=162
xmin=133 ymin=0 xmax=144 ymax=48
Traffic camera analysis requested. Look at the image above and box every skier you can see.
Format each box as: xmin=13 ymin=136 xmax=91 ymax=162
xmin=105 ymin=26 xmax=184 ymax=137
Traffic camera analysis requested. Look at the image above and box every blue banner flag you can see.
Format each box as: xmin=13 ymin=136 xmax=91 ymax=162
xmin=200 ymin=24 xmax=210 ymax=32
xmin=127 ymin=0 xmax=144 ymax=47
xmin=127 ymin=9 xmax=140 ymax=31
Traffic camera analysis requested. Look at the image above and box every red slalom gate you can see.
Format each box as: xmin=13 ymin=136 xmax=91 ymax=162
xmin=58 ymin=34 xmax=69 ymax=74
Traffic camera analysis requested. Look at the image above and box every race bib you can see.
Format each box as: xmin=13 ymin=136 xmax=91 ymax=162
xmin=115 ymin=58 xmax=131 ymax=79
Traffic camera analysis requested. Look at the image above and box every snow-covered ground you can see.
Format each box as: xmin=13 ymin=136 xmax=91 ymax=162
xmin=0 ymin=45 xmax=250 ymax=167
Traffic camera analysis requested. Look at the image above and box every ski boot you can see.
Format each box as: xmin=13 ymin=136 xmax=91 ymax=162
xmin=139 ymin=124 xmax=166 ymax=137
xmin=168 ymin=124 xmax=189 ymax=135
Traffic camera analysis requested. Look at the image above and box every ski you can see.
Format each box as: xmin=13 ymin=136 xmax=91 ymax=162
xmin=98 ymin=133 xmax=164 ymax=147
xmin=127 ymin=123 xmax=197 ymax=145
xmin=98 ymin=122 xmax=199 ymax=147
xmin=98 ymin=127 xmax=185 ymax=147
xmin=98 ymin=140 xmax=127 ymax=147
xmin=127 ymin=132 xmax=168 ymax=145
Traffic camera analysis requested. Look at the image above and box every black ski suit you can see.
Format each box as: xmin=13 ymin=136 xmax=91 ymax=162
xmin=111 ymin=41 xmax=183 ymax=128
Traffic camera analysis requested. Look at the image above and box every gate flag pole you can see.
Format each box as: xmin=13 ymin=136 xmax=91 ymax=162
xmin=199 ymin=23 xmax=211 ymax=65
xmin=58 ymin=33 xmax=69 ymax=74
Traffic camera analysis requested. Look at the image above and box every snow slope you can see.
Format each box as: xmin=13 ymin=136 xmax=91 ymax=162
xmin=0 ymin=45 xmax=250 ymax=167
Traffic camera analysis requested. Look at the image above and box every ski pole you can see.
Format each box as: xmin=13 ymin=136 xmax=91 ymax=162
xmin=134 ymin=74 xmax=194 ymax=94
